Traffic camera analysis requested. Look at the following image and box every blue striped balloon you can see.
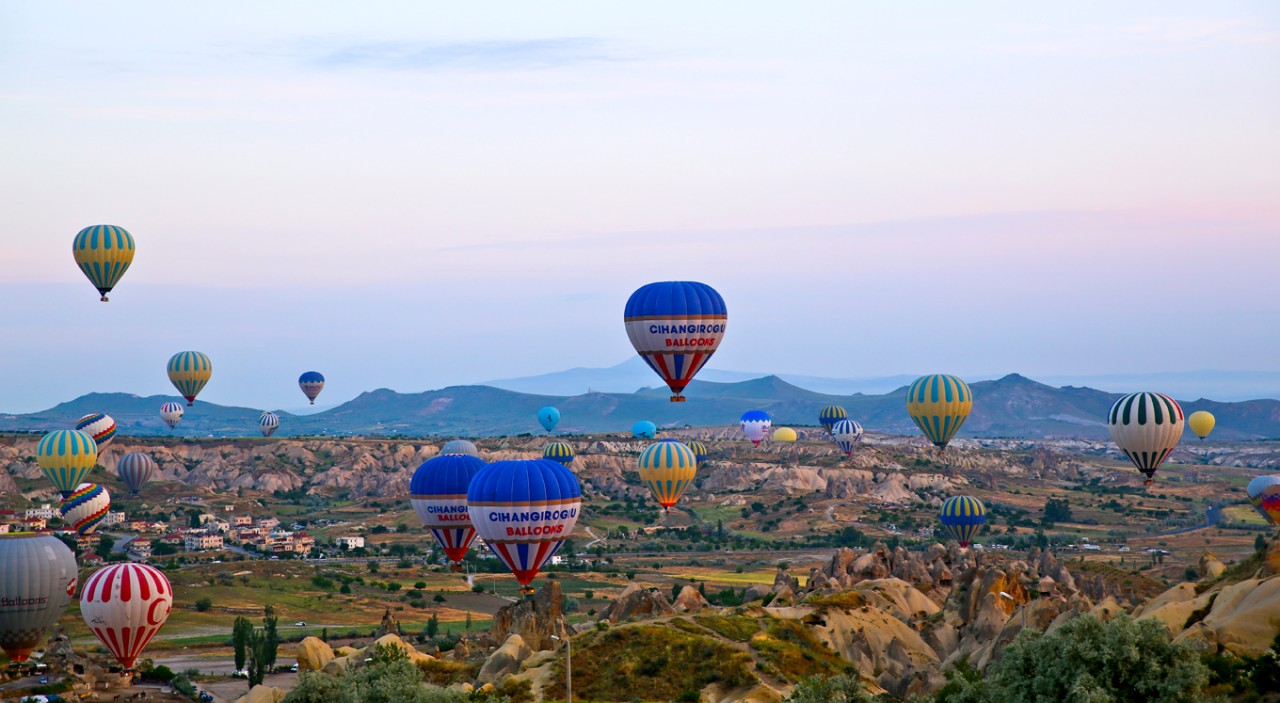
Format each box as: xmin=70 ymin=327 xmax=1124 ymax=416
xmin=116 ymin=453 xmax=158 ymax=494
xmin=542 ymin=441 xmax=575 ymax=465
xmin=167 ymin=351 xmax=213 ymax=406
xmin=259 ymin=411 xmax=280 ymax=437
xmin=36 ymin=430 xmax=99 ymax=498
xmin=831 ymin=419 xmax=863 ymax=456
xmin=72 ymin=224 xmax=135 ymax=301
xmin=624 ymin=281 xmax=727 ymax=402
xmin=939 ymin=495 xmax=986 ymax=547
xmin=410 ymin=454 xmax=487 ymax=568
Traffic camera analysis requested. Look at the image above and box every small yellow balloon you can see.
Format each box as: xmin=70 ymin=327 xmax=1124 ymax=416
xmin=772 ymin=427 xmax=797 ymax=442
xmin=1187 ymin=410 xmax=1215 ymax=440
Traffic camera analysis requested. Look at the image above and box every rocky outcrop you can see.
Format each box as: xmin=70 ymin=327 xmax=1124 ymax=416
xmin=1200 ymin=552 xmax=1226 ymax=579
xmin=374 ymin=608 xmax=402 ymax=638
xmin=673 ymin=585 xmax=711 ymax=612
xmin=477 ymin=634 xmax=533 ymax=685
xmin=598 ymin=583 xmax=677 ymax=623
xmin=295 ymin=636 xmax=335 ymax=672
xmin=488 ymin=580 xmax=571 ymax=651
xmin=235 ymin=686 xmax=287 ymax=703
xmin=321 ymin=634 xmax=435 ymax=675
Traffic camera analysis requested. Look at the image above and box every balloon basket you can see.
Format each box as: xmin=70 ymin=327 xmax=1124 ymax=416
xmin=449 ymin=563 xmax=463 ymax=573
xmin=99 ymin=296 xmax=109 ymax=302
xmin=670 ymin=395 xmax=686 ymax=403
xmin=518 ymin=586 xmax=536 ymax=597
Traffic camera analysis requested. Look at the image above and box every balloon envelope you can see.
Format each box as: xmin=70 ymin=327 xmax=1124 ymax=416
xmin=0 ymin=534 xmax=77 ymax=662
xmin=298 ymin=371 xmax=325 ymax=404
xmin=939 ymin=496 xmax=986 ymax=547
xmin=772 ymin=427 xmax=797 ymax=442
xmin=624 ymin=281 xmax=727 ymax=402
xmin=1247 ymin=476 xmax=1280 ymax=525
xmin=1108 ymin=392 xmax=1184 ymax=483
xmin=36 ymin=430 xmax=98 ymax=498
xmin=116 ymin=453 xmax=158 ymax=494
xmin=638 ymin=441 xmax=698 ymax=510
xmin=740 ymin=410 xmax=772 ymax=446
xmin=60 ymin=483 xmax=111 ymax=536
xmin=542 ymin=441 xmax=574 ymax=465
xmin=80 ymin=563 xmax=173 ymax=669
xmin=685 ymin=440 xmax=709 ymax=464
xmin=167 ymin=351 xmax=212 ymax=406
xmin=159 ymin=402 xmax=184 ymax=429
xmin=831 ymin=419 xmax=864 ymax=456
xmin=906 ymin=375 xmax=972 ymax=449
xmin=819 ymin=406 xmax=848 ymax=434
xmin=537 ymin=406 xmax=560 ymax=433
xmin=410 ymin=454 xmax=487 ymax=565
xmin=76 ymin=413 xmax=117 ymax=451
xmin=632 ymin=421 xmax=657 ymax=439
xmin=1188 ymin=410 xmax=1215 ymax=439
xmin=259 ymin=411 xmax=280 ymax=437
xmin=440 ymin=440 xmax=479 ymax=458
xmin=72 ymin=225 xmax=135 ymax=302
xmin=467 ymin=459 xmax=581 ymax=591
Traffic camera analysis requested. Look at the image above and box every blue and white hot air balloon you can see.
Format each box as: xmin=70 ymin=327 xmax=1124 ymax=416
xmin=624 ymin=281 xmax=727 ymax=402
xmin=259 ymin=411 xmax=280 ymax=438
xmin=831 ymin=419 xmax=864 ymax=457
xmin=740 ymin=410 xmax=772 ymax=446
xmin=440 ymin=440 xmax=479 ymax=458
xmin=411 ymin=454 xmax=487 ymax=570
xmin=467 ymin=459 xmax=581 ymax=595
xmin=537 ymin=406 xmax=560 ymax=433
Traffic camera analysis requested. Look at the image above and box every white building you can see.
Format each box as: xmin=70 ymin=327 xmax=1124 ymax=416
xmin=102 ymin=511 xmax=127 ymax=527
xmin=185 ymin=532 xmax=225 ymax=551
xmin=25 ymin=505 xmax=58 ymax=520
xmin=336 ymin=536 xmax=365 ymax=550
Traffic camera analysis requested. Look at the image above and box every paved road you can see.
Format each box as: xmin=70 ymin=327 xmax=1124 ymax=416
xmin=1152 ymin=505 xmax=1223 ymax=537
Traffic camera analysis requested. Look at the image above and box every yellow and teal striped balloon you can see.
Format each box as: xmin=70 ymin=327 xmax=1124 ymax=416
xmin=906 ymin=374 xmax=973 ymax=449
xmin=938 ymin=495 xmax=986 ymax=547
xmin=638 ymin=441 xmax=698 ymax=511
xmin=167 ymin=351 xmax=213 ymax=406
xmin=72 ymin=225 xmax=135 ymax=302
xmin=542 ymin=441 xmax=575 ymax=466
xmin=36 ymin=430 xmax=98 ymax=498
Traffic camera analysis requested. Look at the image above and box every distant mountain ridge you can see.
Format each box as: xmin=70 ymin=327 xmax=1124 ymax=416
xmin=1 ymin=374 xmax=1276 ymax=441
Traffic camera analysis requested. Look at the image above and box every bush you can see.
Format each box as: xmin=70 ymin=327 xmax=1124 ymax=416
xmin=194 ymin=597 xmax=213 ymax=612
xmin=784 ymin=674 xmax=872 ymax=702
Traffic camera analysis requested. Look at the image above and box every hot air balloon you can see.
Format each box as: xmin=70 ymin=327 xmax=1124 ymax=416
xmin=906 ymin=374 xmax=972 ymax=450
xmin=60 ymin=483 xmax=110 ymax=536
xmin=0 ymin=533 xmax=77 ymax=662
xmin=772 ymin=427 xmax=797 ymax=442
xmin=36 ymin=430 xmax=98 ymax=498
xmin=116 ymin=453 xmax=158 ymax=494
xmin=76 ymin=413 xmax=117 ymax=451
xmin=159 ymin=402 xmax=184 ymax=429
xmin=1188 ymin=411 xmax=1215 ymax=440
xmin=167 ymin=352 xmax=212 ymax=406
xmin=624 ymin=281 xmax=727 ymax=402
xmin=440 ymin=439 xmax=479 ymax=457
xmin=819 ymin=406 xmax=848 ymax=434
xmin=537 ymin=406 xmax=560 ymax=433
xmin=467 ymin=459 xmax=581 ymax=595
xmin=1108 ymin=392 xmax=1184 ymax=485
xmin=740 ymin=410 xmax=771 ymax=446
xmin=259 ymin=411 xmax=280 ymax=437
xmin=686 ymin=440 xmax=709 ymax=464
xmin=80 ymin=563 xmax=173 ymax=670
xmin=939 ymin=496 xmax=986 ymax=547
xmin=638 ymin=441 xmax=698 ymax=512
xmin=73 ymin=225 xmax=135 ymax=302
xmin=831 ymin=419 xmax=863 ymax=456
xmin=298 ymin=371 xmax=325 ymax=405
xmin=542 ymin=441 xmax=574 ymax=465
xmin=632 ymin=421 xmax=657 ymax=439
xmin=410 ymin=454 xmax=487 ymax=571
xmin=1247 ymin=476 xmax=1280 ymax=525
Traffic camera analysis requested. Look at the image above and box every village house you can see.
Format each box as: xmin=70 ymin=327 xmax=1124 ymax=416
xmin=25 ymin=504 xmax=58 ymax=520
xmin=232 ymin=515 xmax=253 ymax=527
xmin=102 ymin=511 xmax=127 ymax=527
xmin=335 ymin=535 xmax=365 ymax=550
xmin=128 ymin=539 xmax=152 ymax=559
xmin=185 ymin=532 xmax=225 ymax=551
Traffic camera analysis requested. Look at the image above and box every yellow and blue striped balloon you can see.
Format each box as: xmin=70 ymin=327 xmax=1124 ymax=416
xmin=542 ymin=441 xmax=575 ymax=466
xmin=638 ymin=441 xmax=698 ymax=511
xmin=167 ymin=351 xmax=213 ymax=406
xmin=686 ymin=440 xmax=709 ymax=464
xmin=36 ymin=430 xmax=98 ymax=498
xmin=72 ymin=225 xmax=135 ymax=302
xmin=938 ymin=495 xmax=985 ymax=547
xmin=906 ymin=374 xmax=973 ymax=449
xmin=819 ymin=406 xmax=848 ymax=434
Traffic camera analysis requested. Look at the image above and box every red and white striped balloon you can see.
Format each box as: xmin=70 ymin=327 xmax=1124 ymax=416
xmin=80 ymin=563 xmax=173 ymax=669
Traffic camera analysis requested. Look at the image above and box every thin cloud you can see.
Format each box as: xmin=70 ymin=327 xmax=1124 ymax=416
xmin=310 ymin=37 xmax=623 ymax=71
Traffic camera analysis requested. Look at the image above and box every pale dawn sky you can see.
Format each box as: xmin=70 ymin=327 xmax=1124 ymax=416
xmin=2 ymin=1 xmax=1277 ymax=412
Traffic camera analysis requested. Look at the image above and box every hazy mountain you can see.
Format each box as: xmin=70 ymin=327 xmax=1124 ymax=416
xmin=483 ymin=357 xmax=1280 ymax=401
xmin=1 ymin=375 xmax=1276 ymax=440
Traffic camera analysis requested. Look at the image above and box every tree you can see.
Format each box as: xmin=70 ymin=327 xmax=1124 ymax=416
xmin=464 ymin=611 xmax=472 ymax=632
xmin=195 ymin=597 xmax=213 ymax=613
xmin=95 ymin=533 xmax=116 ymax=560
xmin=432 ymin=593 xmax=445 ymax=604
xmin=263 ymin=605 xmax=280 ymax=671
xmin=425 ymin=612 xmax=439 ymax=639
xmin=1043 ymin=498 xmax=1073 ymax=524
xmin=247 ymin=628 xmax=269 ymax=688
xmin=1256 ymin=534 xmax=1269 ymax=552
xmin=368 ymin=560 xmax=380 ymax=573
xmin=232 ymin=616 xmax=253 ymax=672
xmin=189 ymin=509 xmax=201 ymax=529
xmin=940 ymin=615 xmax=1212 ymax=703
xmin=340 ymin=583 xmax=352 ymax=595
xmin=784 ymin=674 xmax=872 ymax=703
